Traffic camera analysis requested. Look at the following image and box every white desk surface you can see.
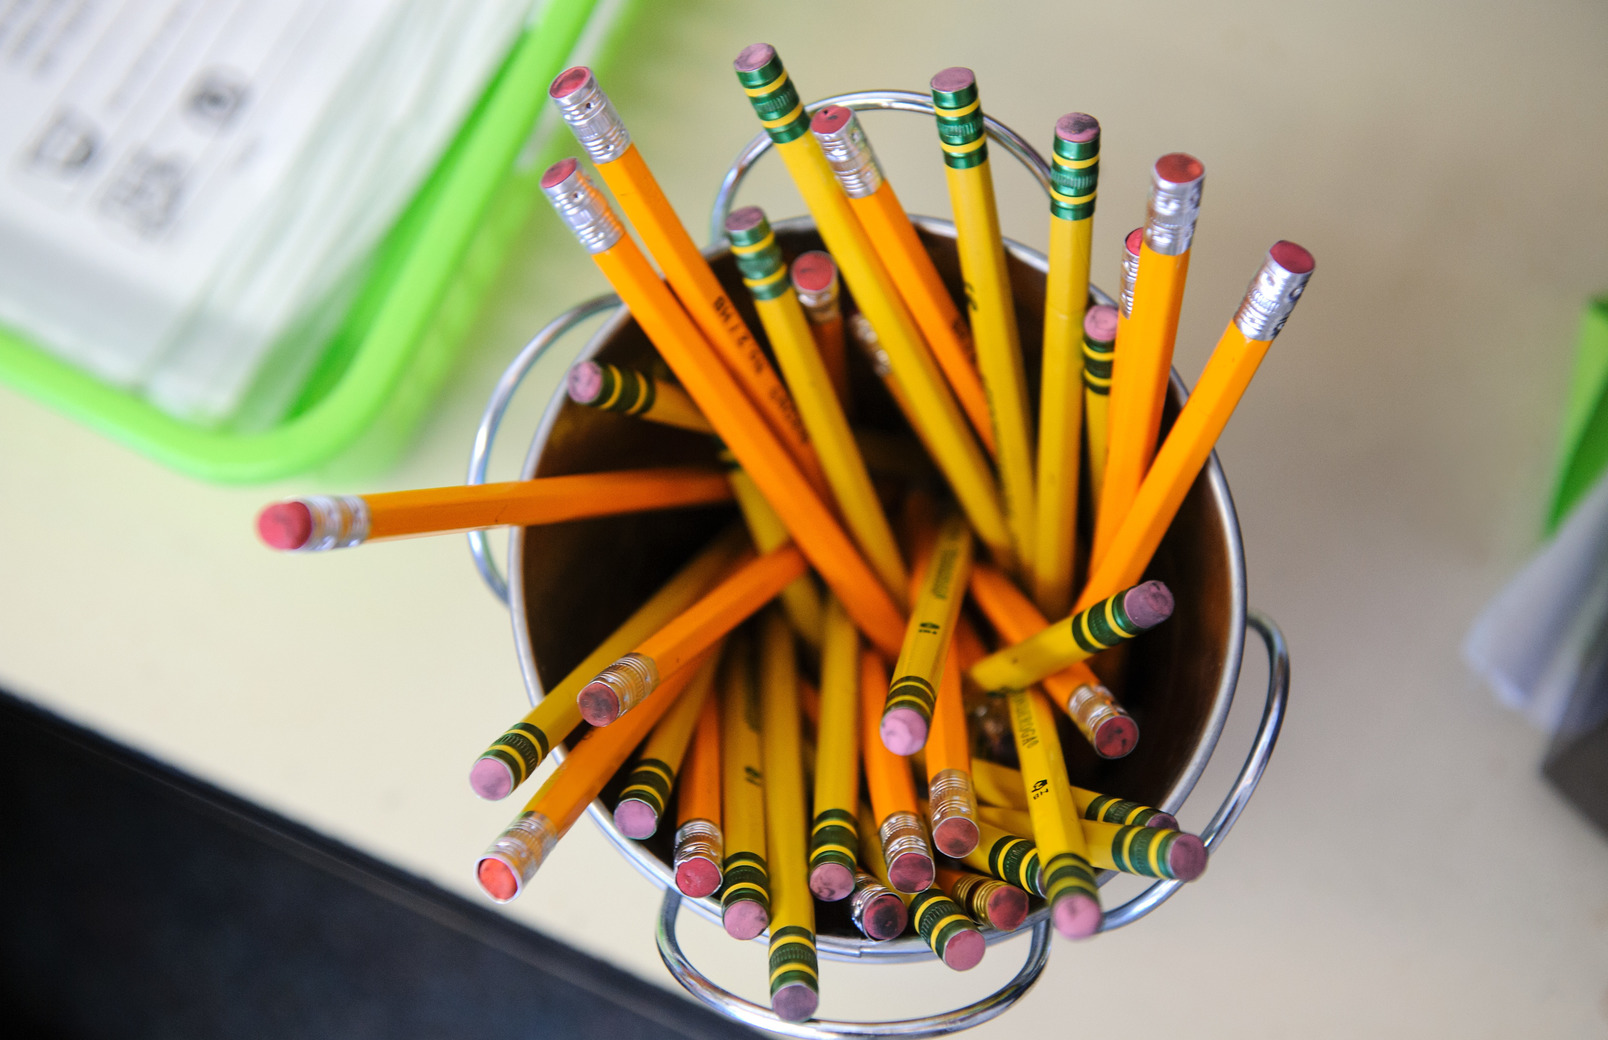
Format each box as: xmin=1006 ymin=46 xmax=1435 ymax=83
xmin=4 ymin=1 xmax=1607 ymax=1035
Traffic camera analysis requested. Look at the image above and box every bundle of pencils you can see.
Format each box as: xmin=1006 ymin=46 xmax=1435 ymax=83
xmin=256 ymin=50 xmax=1311 ymax=1026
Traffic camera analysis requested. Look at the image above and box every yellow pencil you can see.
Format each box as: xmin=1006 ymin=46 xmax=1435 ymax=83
xmin=1081 ymin=302 xmax=1120 ymax=516
xmin=727 ymin=205 xmax=910 ymax=606
xmin=733 ymin=44 xmax=1013 ymax=569
xmin=857 ymin=805 xmax=986 ymax=971
xmin=1005 ymin=683 xmax=1101 ymax=939
xmin=931 ymin=67 xmax=1036 ymax=579
xmin=758 ymin=610 xmax=820 ymax=1022
xmin=719 ymin=632 xmax=770 ymax=940
xmin=973 ymin=806 xmax=1208 ymax=882
xmin=883 ymin=507 xmax=973 ymax=756
xmin=613 ymin=649 xmax=719 ymax=838
xmin=969 ymin=757 xmax=1178 ymax=828
xmin=808 ymin=596 xmax=861 ymax=901
xmin=1093 ymin=154 xmax=1204 ymax=562
xmin=724 ymin=463 xmax=823 ymax=652
xmin=1082 ymin=242 xmax=1314 ymax=605
xmin=790 ymin=251 xmax=850 ymax=408
xmin=565 ymin=360 xmax=714 ymax=435
xmin=810 ymin=104 xmax=995 ymax=456
xmin=1033 ymin=113 xmax=1101 ymax=619
xmin=469 ymin=524 xmax=746 ymax=801
xmin=549 ymin=67 xmax=826 ymax=493
xmin=540 ymin=158 xmax=905 ymax=657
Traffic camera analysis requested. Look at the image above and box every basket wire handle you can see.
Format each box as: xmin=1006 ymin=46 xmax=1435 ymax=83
xmin=655 ymin=612 xmax=1288 ymax=1038
xmin=709 ymin=90 xmax=1052 ymax=247
xmin=466 ymin=294 xmax=620 ymax=603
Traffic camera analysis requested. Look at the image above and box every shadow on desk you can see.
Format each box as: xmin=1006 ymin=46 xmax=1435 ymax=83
xmin=0 ymin=689 xmax=755 ymax=1039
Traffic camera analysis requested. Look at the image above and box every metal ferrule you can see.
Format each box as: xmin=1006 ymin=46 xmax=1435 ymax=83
xmin=927 ymin=769 xmax=978 ymax=834
xmin=947 ymin=871 xmax=1002 ymax=923
xmin=792 ymin=275 xmax=839 ymax=324
xmin=1066 ymin=682 xmax=1133 ymax=744
xmin=848 ymin=313 xmax=893 ymax=377
xmin=812 ymin=111 xmax=883 ymax=199
xmin=879 ymin=810 xmax=931 ymax=866
xmin=673 ymin=818 xmax=723 ymax=869
xmin=541 ymin=165 xmax=623 ymax=254
xmin=591 ymin=652 xmax=660 ymax=716
xmin=1118 ymin=238 xmax=1142 ymax=319
xmin=1233 ymin=251 xmax=1312 ymax=341
xmin=849 ymin=871 xmax=896 ymax=935
xmin=297 ymin=495 xmax=370 ymax=551
xmin=482 ymin=811 xmax=558 ymax=896
xmin=1144 ymin=169 xmax=1204 ymax=256
xmin=550 ymin=70 xmax=631 ymax=164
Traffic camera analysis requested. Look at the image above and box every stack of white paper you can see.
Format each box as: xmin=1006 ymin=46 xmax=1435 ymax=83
xmin=0 ymin=0 xmax=536 ymax=428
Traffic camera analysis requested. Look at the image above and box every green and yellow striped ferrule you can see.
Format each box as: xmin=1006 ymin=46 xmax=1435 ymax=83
xmin=808 ymin=807 xmax=858 ymax=879
xmin=930 ymin=67 xmax=987 ymax=170
xmin=725 ymin=208 xmax=791 ymax=302
xmin=908 ymin=887 xmax=983 ymax=964
xmin=1096 ymin=820 xmax=1191 ymax=879
xmin=965 ymin=829 xmax=1043 ymax=896
xmin=968 ymin=580 xmax=1173 ymax=693
xmin=1070 ymin=587 xmax=1152 ymax=654
xmin=1040 ymin=850 xmax=1100 ymax=908
xmin=1049 ymin=113 xmax=1100 ymax=222
xmin=477 ymin=721 xmax=551 ymax=790
xmin=1082 ymin=308 xmax=1117 ymax=396
xmin=1083 ymin=793 xmax=1169 ymax=828
xmin=720 ymin=850 xmax=770 ymax=915
xmin=733 ymin=44 xmax=809 ymax=145
xmin=616 ymin=757 xmax=673 ymax=819
xmin=569 ymin=360 xmax=658 ymax=415
xmin=767 ymin=925 xmax=819 ymax=1007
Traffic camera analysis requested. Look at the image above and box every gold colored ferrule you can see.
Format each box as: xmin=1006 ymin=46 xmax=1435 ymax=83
xmin=591 ymin=652 xmax=660 ymax=716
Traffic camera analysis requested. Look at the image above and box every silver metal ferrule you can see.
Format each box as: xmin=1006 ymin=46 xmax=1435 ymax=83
xmin=879 ymin=810 xmax=931 ymax=866
xmin=791 ymin=270 xmax=839 ymax=324
xmin=1233 ymin=251 xmax=1313 ymax=341
xmin=590 ymin=652 xmax=660 ymax=717
xmin=297 ymin=495 xmax=370 ymax=551
xmin=1118 ymin=239 xmax=1141 ymax=319
xmin=1066 ymin=682 xmax=1133 ymax=743
xmin=541 ymin=164 xmax=624 ymax=254
xmin=672 ymin=818 xmax=723 ymax=869
xmin=849 ymin=871 xmax=897 ymax=937
xmin=480 ymin=811 xmax=558 ymax=900
xmin=1144 ymin=166 xmax=1204 ymax=256
xmin=927 ymin=768 xmax=978 ymax=835
xmin=848 ymin=313 xmax=892 ymax=377
xmin=550 ymin=68 xmax=631 ymax=164
xmin=812 ymin=110 xmax=883 ymax=199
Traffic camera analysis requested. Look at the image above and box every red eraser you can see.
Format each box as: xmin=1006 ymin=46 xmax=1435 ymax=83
xmin=549 ymin=66 xmax=592 ymax=99
xmin=1270 ymin=240 xmax=1315 ymax=275
xmin=541 ymin=158 xmax=579 ymax=190
xmin=811 ymin=105 xmax=853 ymax=135
xmin=257 ymin=502 xmax=312 ymax=551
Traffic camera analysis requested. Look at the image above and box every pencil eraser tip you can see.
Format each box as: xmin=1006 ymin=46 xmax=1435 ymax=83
xmin=257 ymin=502 xmax=312 ymax=551
xmin=1123 ymin=581 xmax=1174 ymax=629
xmin=541 ymin=158 xmax=579 ymax=190
xmin=1084 ymin=305 xmax=1118 ymax=343
xmin=734 ymin=43 xmax=775 ymax=73
xmin=566 ymin=360 xmax=603 ymax=404
xmin=1052 ymin=893 xmax=1102 ymax=939
xmin=888 ymin=850 xmax=935 ymax=894
xmin=879 ymin=708 xmax=928 ymax=756
xmin=612 ymin=799 xmax=659 ymax=840
xmin=1168 ymin=833 xmax=1209 ymax=882
xmin=930 ymin=66 xmax=975 ymax=93
xmin=1270 ymin=240 xmax=1315 ymax=275
xmin=810 ymin=105 xmax=852 ymax=134
xmin=1155 ymin=152 xmax=1204 ymax=185
xmin=1056 ymin=113 xmax=1100 ymax=143
xmin=577 ymin=682 xmax=621 ymax=727
xmin=932 ymin=817 xmax=979 ymax=858
xmin=1092 ymin=716 xmax=1139 ymax=759
xmin=549 ymin=66 xmax=592 ymax=99
xmin=722 ymin=899 xmax=769 ymax=940
xmin=724 ymin=206 xmax=765 ymax=235
xmin=477 ymin=857 xmax=519 ymax=903
xmin=468 ymin=757 xmax=515 ymax=801
xmin=942 ymin=928 xmax=986 ymax=971
xmin=1125 ymin=227 xmax=1144 ymax=255
xmin=864 ymin=892 xmax=908 ymax=940
xmin=809 ymin=862 xmax=854 ymax=901
xmin=987 ymin=884 xmax=1030 ymax=931
xmin=676 ymin=857 xmax=722 ymax=898
xmin=1147 ymin=811 xmax=1180 ymax=830
xmin=772 ymin=983 xmax=819 ymax=1023
xmin=791 ymin=251 xmax=836 ymax=292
